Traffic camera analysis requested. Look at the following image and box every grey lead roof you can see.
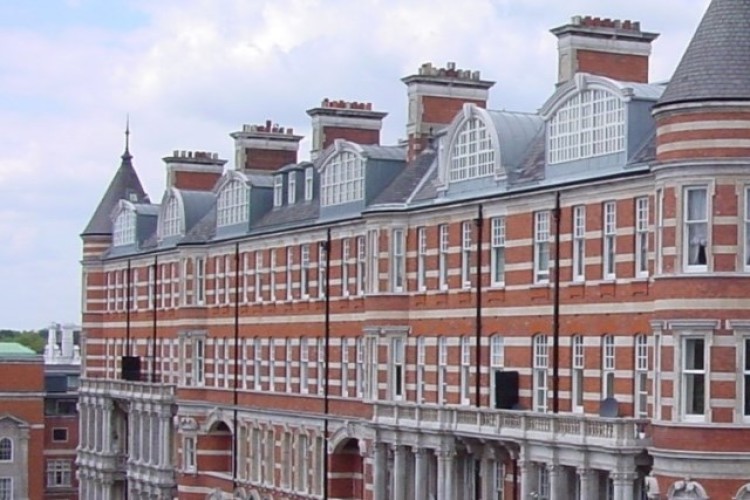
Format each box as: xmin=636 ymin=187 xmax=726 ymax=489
xmin=657 ymin=0 xmax=750 ymax=107
xmin=370 ymin=150 xmax=437 ymax=206
xmin=82 ymin=149 xmax=149 ymax=236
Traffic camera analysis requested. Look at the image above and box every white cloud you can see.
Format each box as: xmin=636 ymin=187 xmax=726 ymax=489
xmin=0 ymin=0 xmax=710 ymax=328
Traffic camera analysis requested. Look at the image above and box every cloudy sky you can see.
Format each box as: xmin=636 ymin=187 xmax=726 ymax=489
xmin=0 ymin=0 xmax=710 ymax=329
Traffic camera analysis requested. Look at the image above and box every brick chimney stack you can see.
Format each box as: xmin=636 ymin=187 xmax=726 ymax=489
xmin=402 ymin=62 xmax=495 ymax=162
xmin=230 ymin=120 xmax=304 ymax=173
xmin=551 ymin=16 xmax=659 ymax=84
xmin=163 ymin=150 xmax=226 ymax=191
xmin=306 ymin=99 xmax=387 ymax=160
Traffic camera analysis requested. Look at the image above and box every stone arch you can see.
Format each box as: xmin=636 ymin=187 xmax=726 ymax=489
xmin=735 ymin=483 xmax=750 ymax=500
xmin=667 ymin=479 xmax=709 ymax=499
xmin=329 ymin=437 xmax=364 ymax=500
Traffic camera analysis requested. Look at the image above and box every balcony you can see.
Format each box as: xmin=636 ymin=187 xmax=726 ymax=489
xmin=373 ymin=403 xmax=650 ymax=451
xmin=80 ymin=377 xmax=176 ymax=403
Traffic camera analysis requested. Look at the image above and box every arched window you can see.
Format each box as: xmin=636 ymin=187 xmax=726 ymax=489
xmin=321 ymin=152 xmax=364 ymax=207
xmin=449 ymin=117 xmax=495 ymax=182
xmin=548 ymin=88 xmax=625 ymax=164
xmin=161 ymin=195 xmax=182 ymax=238
xmin=113 ymin=210 xmax=136 ymax=246
xmin=0 ymin=437 xmax=12 ymax=461
xmin=217 ymin=179 xmax=248 ymax=227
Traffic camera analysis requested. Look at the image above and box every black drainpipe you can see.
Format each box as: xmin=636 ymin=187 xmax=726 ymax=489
xmin=474 ymin=204 xmax=484 ymax=408
xmin=151 ymin=255 xmax=158 ymax=382
xmin=322 ymin=228 xmax=332 ymax=500
xmin=126 ymin=259 xmax=132 ymax=357
xmin=233 ymin=243 xmax=240 ymax=487
xmin=552 ymin=192 xmax=561 ymax=413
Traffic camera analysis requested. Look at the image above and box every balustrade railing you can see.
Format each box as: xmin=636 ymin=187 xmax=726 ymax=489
xmin=373 ymin=402 xmax=650 ymax=449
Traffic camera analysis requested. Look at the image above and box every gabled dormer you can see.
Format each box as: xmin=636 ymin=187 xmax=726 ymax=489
xmin=109 ymin=200 xmax=158 ymax=252
xmin=539 ymin=73 xmax=663 ymax=179
xmin=318 ymin=139 xmax=405 ymax=218
xmin=214 ymin=170 xmax=274 ymax=238
xmin=435 ymin=103 xmax=543 ymax=196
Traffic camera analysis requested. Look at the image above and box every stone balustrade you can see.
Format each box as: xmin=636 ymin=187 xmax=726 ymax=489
xmin=373 ymin=402 xmax=650 ymax=450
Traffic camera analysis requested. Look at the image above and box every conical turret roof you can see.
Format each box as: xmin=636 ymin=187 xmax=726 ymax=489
xmin=657 ymin=0 xmax=750 ymax=108
xmin=81 ymin=132 xmax=149 ymax=237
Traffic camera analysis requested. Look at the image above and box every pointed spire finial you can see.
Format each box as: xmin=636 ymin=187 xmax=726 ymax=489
xmin=122 ymin=114 xmax=132 ymax=161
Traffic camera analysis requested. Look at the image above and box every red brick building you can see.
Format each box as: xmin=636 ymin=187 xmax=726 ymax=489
xmin=0 ymin=331 xmax=80 ymax=500
xmin=77 ymin=1 xmax=750 ymax=499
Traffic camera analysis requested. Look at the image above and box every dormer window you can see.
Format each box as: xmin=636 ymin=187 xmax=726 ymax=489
xmin=217 ymin=179 xmax=248 ymax=227
xmin=161 ymin=195 xmax=182 ymax=238
xmin=273 ymin=176 xmax=283 ymax=207
xmin=449 ymin=117 xmax=495 ymax=182
xmin=304 ymin=167 xmax=313 ymax=201
xmin=321 ymin=151 xmax=363 ymax=207
xmin=548 ymin=88 xmax=625 ymax=164
xmin=288 ymin=173 xmax=297 ymax=204
xmin=113 ymin=209 xmax=136 ymax=246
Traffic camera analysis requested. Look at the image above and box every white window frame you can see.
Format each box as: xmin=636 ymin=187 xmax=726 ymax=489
xmin=743 ymin=337 xmax=750 ymax=419
xmin=0 ymin=438 xmax=12 ymax=462
xmin=572 ymin=335 xmax=584 ymax=413
xmin=438 ymin=337 xmax=448 ymax=404
xmin=460 ymin=336 xmax=471 ymax=405
xmin=255 ymin=252 xmax=264 ymax=302
xmin=0 ymin=478 xmax=11 ymax=499
xmin=321 ymin=151 xmax=364 ymax=207
xmin=273 ymin=175 xmax=283 ymax=207
xmin=254 ymin=337 xmax=263 ymax=391
xmin=681 ymin=336 xmax=707 ymax=421
xmin=417 ymin=227 xmax=427 ymax=291
xmin=288 ymin=173 xmax=296 ymax=204
xmin=547 ymin=88 xmax=625 ymax=164
xmin=300 ymin=338 xmax=309 ymax=394
xmin=745 ymin=188 xmax=750 ymax=271
xmin=286 ymin=247 xmax=293 ymax=301
xmin=318 ymin=244 xmax=327 ymax=299
xmin=534 ymin=211 xmax=550 ymax=284
xmin=490 ymin=335 xmax=505 ymax=408
xmin=656 ymin=188 xmax=664 ymax=275
xmin=317 ymin=338 xmax=325 ymax=395
xmin=536 ymin=465 xmax=550 ymax=500
xmin=301 ymin=245 xmax=310 ymax=299
xmin=356 ymin=337 xmax=365 ymax=398
xmin=635 ymin=197 xmax=649 ymax=278
xmin=269 ymin=249 xmax=276 ymax=302
xmin=635 ymin=334 xmax=648 ymax=418
xmin=183 ymin=436 xmax=197 ymax=472
xmin=683 ymin=186 xmax=710 ymax=272
xmin=341 ymin=338 xmax=349 ymax=397
xmin=214 ymin=257 xmax=223 ymax=306
xmin=304 ymin=167 xmax=314 ymax=201
xmin=391 ymin=228 xmax=406 ymax=292
xmin=341 ymin=239 xmax=350 ymax=297
xmin=572 ymin=205 xmax=586 ymax=282
xmin=268 ymin=338 xmax=276 ymax=391
xmin=366 ymin=229 xmax=379 ymax=294
xmin=491 ymin=217 xmax=506 ymax=287
xmin=113 ymin=209 xmax=136 ymax=246
xmin=416 ymin=337 xmax=426 ymax=404
xmin=46 ymin=459 xmax=72 ymax=488
xmin=356 ymin=235 xmax=366 ymax=296
xmin=390 ymin=337 xmax=406 ymax=401
xmin=461 ymin=221 xmax=472 ymax=288
xmin=439 ymin=224 xmax=449 ymax=290
xmin=449 ymin=116 xmax=495 ymax=182
xmin=161 ymin=195 xmax=182 ymax=238
xmin=601 ymin=335 xmax=616 ymax=399
xmin=603 ymin=201 xmax=617 ymax=280
xmin=193 ymin=338 xmax=205 ymax=387
xmin=217 ymin=179 xmax=249 ymax=227
xmin=285 ymin=339 xmax=292 ymax=393
xmin=533 ymin=335 xmax=548 ymax=412
xmin=195 ymin=257 xmax=205 ymax=305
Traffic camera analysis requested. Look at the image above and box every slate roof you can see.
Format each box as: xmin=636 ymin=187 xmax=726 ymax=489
xmin=82 ymin=149 xmax=149 ymax=236
xmin=181 ymin=205 xmax=217 ymax=244
xmin=254 ymin=201 xmax=320 ymax=229
xmin=358 ymin=144 xmax=406 ymax=161
xmin=658 ymin=0 xmax=750 ymax=107
xmin=371 ymin=150 xmax=437 ymax=205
